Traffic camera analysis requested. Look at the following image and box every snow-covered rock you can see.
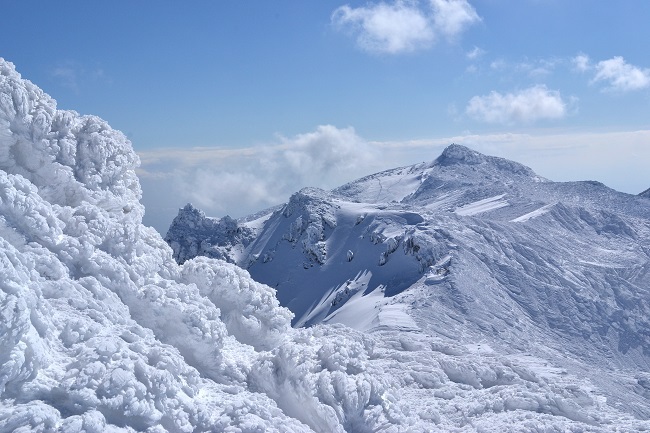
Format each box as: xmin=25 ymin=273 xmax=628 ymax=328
xmin=165 ymin=203 xmax=255 ymax=264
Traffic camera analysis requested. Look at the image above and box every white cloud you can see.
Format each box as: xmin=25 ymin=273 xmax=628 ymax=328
xmin=466 ymin=46 xmax=485 ymax=60
xmin=331 ymin=0 xmax=479 ymax=54
xmin=485 ymin=57 xmax=558 ymax=79
xmin=519 ymin=58 xmax=558 ymax=78
xmin=430 ymin=0 xmax=481 ymax=40
xmin=572 ymin=53 xmax=590 ymax=72
xmin=465 ymin=85 xmax=568 ymax=124
xmin=490 ymin=59 xmax=506 ymax=70
xmin=138 ymin=126 xmax=379 ymax=231
xmin=571 ymin=54 xmax=649 ymax=92
xmin=50 ymin=62 xmax=110 ymax=93
xmin=592 ymin=56 xmax=650 ymax=92
xmin=331 ymin=2 xmax=435 ymax=54
xmin=51 ymin=66 xmax=79 ymax=92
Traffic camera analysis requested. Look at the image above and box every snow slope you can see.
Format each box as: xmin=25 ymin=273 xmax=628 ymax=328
xmin=169 ymin=143 xmax=650 ymax=429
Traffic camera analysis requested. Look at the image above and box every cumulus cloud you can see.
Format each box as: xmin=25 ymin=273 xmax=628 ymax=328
xmin=572 ymin=53 xmax=591 ymax=72
xmin=592 ymin=56 xmax=650 ymax=92
xmin=430 ymin=0 xmax=481 ymax=39
xmin=465 ymin=85 xmax=568 ymax=124
xmin=331 ymin=2 xmax=435 ymax=53
xmin=466 ymin=46 xmax=485 ymax=60
xmin=331 ymin=0 xmax=480 ymax=54
xmin=572 ymin=54 xmax=650 ymax=92
xmin=138 ymin=126 xmax=380 ymax=231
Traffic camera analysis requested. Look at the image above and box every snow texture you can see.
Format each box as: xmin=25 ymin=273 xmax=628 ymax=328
xmin=2 ymin=57 xmax=650 ymax=432
xmin=165 ymin=203 xmax=256 ymax=265
xmin=640 ymin=187 xmax=650 ymax=198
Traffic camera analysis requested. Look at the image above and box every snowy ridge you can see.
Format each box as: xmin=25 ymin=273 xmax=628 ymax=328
xmin=170 ymin=141 xmax=650 ymax=428
xmin=640 ymin=187 xmax=650 ymax=198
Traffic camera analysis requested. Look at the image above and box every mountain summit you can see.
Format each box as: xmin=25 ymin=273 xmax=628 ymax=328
xmin=435 ymin=143 xmax=539 ymax=177
xmin=168 ymin=143 xmax=650 ymax=423
xmin=436 ymin=143 xmax=486 ymax=165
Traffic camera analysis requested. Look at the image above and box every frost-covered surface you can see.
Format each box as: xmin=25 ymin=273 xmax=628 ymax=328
xmin=165 ymin=203 xmax=256 ymax=265
xmin=170 ymin=141 xmax=650 ymax=430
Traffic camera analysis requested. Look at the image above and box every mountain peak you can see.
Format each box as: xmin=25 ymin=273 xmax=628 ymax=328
xmin=165 ymin=203 xmax=250 ymax=264
xmin=433 ymin=144 xmax=540 ymax=179
xmin=436 ymin=144 xmax=484 ymax=166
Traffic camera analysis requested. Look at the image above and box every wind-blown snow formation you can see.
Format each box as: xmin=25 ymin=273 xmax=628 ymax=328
xmin=2 ymin=57 xmax=649 ymax=432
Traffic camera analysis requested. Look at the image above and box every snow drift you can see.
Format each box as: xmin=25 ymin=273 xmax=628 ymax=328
xmin=1 ymin=57 xmax=649 ymax=432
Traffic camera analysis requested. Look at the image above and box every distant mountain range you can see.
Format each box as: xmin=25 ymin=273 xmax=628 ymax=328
xmin=168 ymin=143 xmax=650 ymax=419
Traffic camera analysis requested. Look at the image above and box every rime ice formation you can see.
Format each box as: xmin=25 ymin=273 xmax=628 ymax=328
xmin=164 ymin=203 xmax=256 ymax=265
xmin=1 ymin=57 xmax=649 ymax=431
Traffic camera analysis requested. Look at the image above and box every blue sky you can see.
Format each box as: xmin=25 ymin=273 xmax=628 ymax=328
xmin=2 ymin=1 xmax=649 ymax=233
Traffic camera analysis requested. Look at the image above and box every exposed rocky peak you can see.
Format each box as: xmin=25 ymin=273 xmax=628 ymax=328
xmin=165 ymin=203 xmax=255 ymax=264
xmin=434 ymin=144 xmax=540 ymax=179
xmin=435 ymin=143 xmax=485 ymax=165
xmin=279 ymin=187 xmax=339 ymax=265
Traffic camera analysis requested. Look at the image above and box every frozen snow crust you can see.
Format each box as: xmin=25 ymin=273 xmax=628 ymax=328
xmin=2 ymin=57 xmax=650 ymax=432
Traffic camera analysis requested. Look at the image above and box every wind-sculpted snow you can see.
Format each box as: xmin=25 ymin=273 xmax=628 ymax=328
xmin=0 ymin=58 xmax=407 ymax=432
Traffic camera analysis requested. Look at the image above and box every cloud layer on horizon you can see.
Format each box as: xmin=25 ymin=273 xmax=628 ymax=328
xmin=138 ymin=126 xmax=650 ymax=234
xmin=138 ymin=126 xmax=381 ymax=228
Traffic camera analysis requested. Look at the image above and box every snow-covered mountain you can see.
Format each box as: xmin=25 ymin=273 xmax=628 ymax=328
xmin=168 ymin=145 xmax=650 ymax=426
xmin=2 ymin=56 xmax=649 ymax=432
xmin=640 ymin=187 xmax=650 ymax=198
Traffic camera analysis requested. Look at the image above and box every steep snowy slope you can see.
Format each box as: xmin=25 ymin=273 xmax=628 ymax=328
xmin=6 ymin=58 xmax=646 ymax=431
xmin=169 ymin=145 xmax=650 ymax=425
